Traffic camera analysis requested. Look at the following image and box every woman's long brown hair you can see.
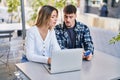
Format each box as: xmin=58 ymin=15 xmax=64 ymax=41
xmin=35 ymin=5 xmax=58 ymax=28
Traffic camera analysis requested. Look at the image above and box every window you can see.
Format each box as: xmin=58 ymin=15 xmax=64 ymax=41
xmin=88 ymin=0 xmax=102 ymax=7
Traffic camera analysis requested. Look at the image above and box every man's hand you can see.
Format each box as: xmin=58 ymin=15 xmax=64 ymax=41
xmin=83 ymin=51 xmax=93 ymax=61
xmin=85 ymin=53 xmax=92 ymax=60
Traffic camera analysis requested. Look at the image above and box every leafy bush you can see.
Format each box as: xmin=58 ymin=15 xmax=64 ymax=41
xmin=28 ymin=0 xmax=76 ymax=26
xmin=110 ymin=33 xmax=120 ymax=44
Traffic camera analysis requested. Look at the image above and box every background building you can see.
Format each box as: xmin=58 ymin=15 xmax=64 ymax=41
xmin=84 ymin=0 xmax=120 ymax=18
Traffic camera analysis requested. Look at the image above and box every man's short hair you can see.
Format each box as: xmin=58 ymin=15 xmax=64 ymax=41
xmin=63 ymin=4 xmax=77 ymax=14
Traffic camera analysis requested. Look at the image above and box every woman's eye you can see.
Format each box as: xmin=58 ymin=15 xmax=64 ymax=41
xmin=51 ymin=16 xmax=55 ymax=18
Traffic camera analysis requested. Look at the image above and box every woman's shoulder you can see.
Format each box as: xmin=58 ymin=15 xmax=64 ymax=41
xmin=26 ymin=26 xmax=38 ymax=37
xmin=27 ymin=26 xmax=37 ymax=32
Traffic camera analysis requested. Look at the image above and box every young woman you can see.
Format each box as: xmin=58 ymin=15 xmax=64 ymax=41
xmin=26 ymin=5 xmax=60 ymax=64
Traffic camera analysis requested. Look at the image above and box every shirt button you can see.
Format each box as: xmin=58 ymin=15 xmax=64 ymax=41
xmin=43 ymin=50 xmax=45 ymax=53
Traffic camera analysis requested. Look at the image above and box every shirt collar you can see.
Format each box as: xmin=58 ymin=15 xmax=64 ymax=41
xmin=63 ymin=20 xmax=77 ymax=30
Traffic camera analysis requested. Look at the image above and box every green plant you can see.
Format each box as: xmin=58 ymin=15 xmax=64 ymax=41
xmin=55 ymin=0 xmax=66 ymax=9
xmin=28 ymin=0 xmax=50 ymax=25
xmin=28 ymin=0 xmax=76 ymax=26
xmin=6 ymin=0 xmax=20 ymax=23
xmin=110 ymin=32 xmax=120 ymax=44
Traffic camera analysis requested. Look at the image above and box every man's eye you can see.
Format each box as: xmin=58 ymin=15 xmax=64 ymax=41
xmin=65 ymin=16 xmax=68 ymax=18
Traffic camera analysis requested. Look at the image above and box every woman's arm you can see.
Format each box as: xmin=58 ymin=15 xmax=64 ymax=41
xmin=26 ymin=29 xmax=49 ymax=64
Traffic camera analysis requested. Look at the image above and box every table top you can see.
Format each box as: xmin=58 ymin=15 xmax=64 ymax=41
xmin=16 ymin=50 xmax=120 ymax=80
xmin=0 ymin=23 xmax=30 ymax=31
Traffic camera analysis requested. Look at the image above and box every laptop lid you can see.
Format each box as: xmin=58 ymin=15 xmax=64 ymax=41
xmin=44 ymin=48 xmax=83 ymax=74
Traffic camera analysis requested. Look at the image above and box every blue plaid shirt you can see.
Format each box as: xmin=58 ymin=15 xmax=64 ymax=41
xmin=54 ymin=21 xmax=94 ymax=54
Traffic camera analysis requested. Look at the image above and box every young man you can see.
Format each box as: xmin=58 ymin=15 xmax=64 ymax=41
xmin=55 ymin=4 xmax=94 ymax=60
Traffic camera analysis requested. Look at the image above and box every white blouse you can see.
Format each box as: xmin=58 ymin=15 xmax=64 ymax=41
xmin=26 ymin=26 xmax=61 ymax=63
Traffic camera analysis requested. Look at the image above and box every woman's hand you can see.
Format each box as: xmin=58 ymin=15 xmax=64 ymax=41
xmin=47 ymin=58 xmax=51 ymax=64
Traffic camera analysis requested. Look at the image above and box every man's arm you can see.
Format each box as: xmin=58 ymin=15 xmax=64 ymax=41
xmin=83 ymin=25 xmax=94 ymax=54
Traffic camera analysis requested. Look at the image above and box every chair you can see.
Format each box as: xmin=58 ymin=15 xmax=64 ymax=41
xmin=0 ymin=30 xmax=14 ymax=75
xmin=0 ymin=30 xmax=14 ymax=67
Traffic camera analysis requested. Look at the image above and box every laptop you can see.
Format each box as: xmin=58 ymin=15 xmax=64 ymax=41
xmin=43 ymin=48 xmax=83 ymax=74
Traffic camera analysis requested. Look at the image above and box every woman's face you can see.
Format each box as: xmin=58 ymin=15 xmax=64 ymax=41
xmin=49 ymin=10 xmax=58 ymax=29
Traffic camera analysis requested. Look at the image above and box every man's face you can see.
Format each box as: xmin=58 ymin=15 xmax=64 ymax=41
xmin=64 ymin=13 xmax=76 ymax=28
